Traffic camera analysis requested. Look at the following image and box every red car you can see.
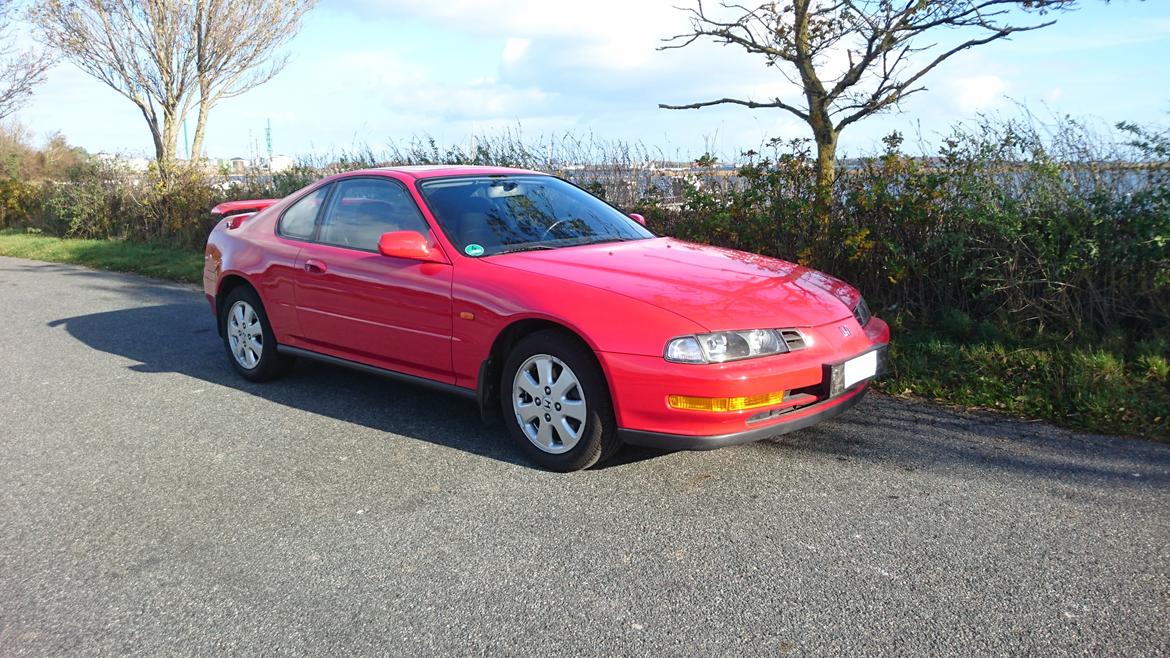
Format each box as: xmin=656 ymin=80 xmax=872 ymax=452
xmin=204 ymin=166 xmax=889 ymax=470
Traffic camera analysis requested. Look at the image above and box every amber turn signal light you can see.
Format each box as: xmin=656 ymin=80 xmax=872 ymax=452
xmin=667 ymin=391 xmax=785 ymax=412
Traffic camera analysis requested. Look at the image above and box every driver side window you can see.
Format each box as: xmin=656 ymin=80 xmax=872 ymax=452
xmin=318 ymin=178 xmax=429 ymax=251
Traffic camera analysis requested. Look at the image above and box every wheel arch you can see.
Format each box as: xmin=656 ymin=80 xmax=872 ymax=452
xmin=214 ymin=273 xmax=258 ymax=337
xmin=476 ymin=318 xmax=614 ymax=425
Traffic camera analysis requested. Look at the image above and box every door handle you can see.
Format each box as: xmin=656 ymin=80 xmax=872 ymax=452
xmin=304 ymin=259 xmax=327 ymax=274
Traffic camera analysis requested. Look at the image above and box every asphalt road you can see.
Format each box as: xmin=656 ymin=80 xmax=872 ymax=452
xmin=1 ymin=255 xmax=1168 ymax=657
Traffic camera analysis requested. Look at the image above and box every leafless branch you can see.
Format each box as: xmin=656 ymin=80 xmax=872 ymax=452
xmin=189 ymin=0 xmax=316 ymax=158
xmin=31 ymin=0 xmax=316 ymax=168
xmin=0 ymin=1 xmax=52 ymax=120
xmin=659 ymin=96 xmax=810 ymax=120
xmin=658 ymin=0 xmax=1077 ymax=186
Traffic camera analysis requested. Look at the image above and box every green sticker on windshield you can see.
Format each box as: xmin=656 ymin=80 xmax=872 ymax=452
xmin=464 ymin=243 xmax=485 ymax=257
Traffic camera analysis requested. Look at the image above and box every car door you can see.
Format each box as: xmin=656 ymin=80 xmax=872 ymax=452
xmin=292 ymin=176 xmax=454 ymax=381
xmin=265 ymin=183 xmax=333 ymax=340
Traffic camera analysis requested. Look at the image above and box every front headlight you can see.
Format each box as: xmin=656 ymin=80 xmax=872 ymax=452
xmin=664 ymin=329 xmax=789 ymax=364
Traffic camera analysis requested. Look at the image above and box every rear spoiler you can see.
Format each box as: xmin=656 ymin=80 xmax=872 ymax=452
xmin=211 ymin=199 xmax=280 ymax=218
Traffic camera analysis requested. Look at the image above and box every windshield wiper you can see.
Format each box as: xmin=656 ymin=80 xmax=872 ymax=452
xmin=490 ymin=237 xmax=638 ymax=255
xmin=575 ymin=236 xmax=636 ymax=246
xmin=490 ymin=244 xmax=559 ymax=255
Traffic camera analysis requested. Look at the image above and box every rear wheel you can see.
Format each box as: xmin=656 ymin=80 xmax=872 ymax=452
xmin=220 ymin=286 xmax=294 ymax=382
xmin=501 ymin=330 xmax=621 ymax=471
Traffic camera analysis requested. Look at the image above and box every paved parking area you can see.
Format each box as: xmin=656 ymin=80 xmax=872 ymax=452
xmin=1 ymin=256 xmax=1167 ymax=656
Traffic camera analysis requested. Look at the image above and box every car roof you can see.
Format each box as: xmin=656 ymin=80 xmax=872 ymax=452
xmin=361 ymin=165 xmax=546 ymax=180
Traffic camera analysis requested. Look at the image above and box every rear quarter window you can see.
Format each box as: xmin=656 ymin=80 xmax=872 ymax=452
xmin=279 ymin=185 xmax=330 ymax=240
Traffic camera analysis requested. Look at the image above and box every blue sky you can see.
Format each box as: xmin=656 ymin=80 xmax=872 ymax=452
xmin=15 ymin=0 xmax=1170 ymax=161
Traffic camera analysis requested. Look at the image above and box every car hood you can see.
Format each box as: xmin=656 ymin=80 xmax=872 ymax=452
xmin=487 ymin=238 xmax=856 ymax=331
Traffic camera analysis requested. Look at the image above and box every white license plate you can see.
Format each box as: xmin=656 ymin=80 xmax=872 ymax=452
xmin=842 ymin=350 xmax=878 ymax=389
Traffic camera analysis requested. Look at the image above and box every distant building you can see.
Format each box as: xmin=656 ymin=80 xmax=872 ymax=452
xmin=234 ymin=155 xmax=295 ymax=174
xmin=267 ymin=155 xmax=294 ymax=173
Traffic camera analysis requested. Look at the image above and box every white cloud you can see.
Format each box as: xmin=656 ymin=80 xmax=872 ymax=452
xmin=336 ymin=0 xmax=728 ymax=74
xmin=502 ymin=38 xmax=530 ymax=65
xmin=325 ymin=50 xmax=552 ymax=121
xmin=950 ymin=75 xmax=1008 ymax=112
xmin=339 ymin=0 xmax=683 ymax=41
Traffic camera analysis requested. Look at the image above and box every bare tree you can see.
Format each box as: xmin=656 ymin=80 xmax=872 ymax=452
xmin=0 ymin=1 xmax=53 ymax=121
xmin=32 ymin=0 xmax=198 ymax=170
xmin=660 ymin=1 xmax=1078 ymax=189
xmin=32 ymin=0 xmax=315 ymax=171
xmin=189 ymin=0 xmax=316 ymax=160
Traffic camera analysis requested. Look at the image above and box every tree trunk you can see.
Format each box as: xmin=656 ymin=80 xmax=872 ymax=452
xmin=814 ymin=130 xmax=837 ymax=190
xmin=150 ymin=128 xmax=166 ymax=167
xmin=138 ymin=103 xmax=166 ymax=170
xmin=155 ymin=107 xmax=181 ymax=178
xmin=809 ymin=116 xmax=837 ymax=228
xmin=189 ymin=95 xmax=210 ymax=161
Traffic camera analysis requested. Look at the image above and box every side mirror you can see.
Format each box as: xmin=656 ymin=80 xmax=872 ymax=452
xmin=378 ymin=231 xmax=444 ymax=262
xmin=628 ymin=213 xmax=647 ymax=226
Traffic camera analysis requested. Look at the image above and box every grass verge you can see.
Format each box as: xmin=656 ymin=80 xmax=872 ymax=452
xmin=878 ymin=330 xmax=1170 ymax=440
xmin=0 ymin=229 xmax=203 ymax=284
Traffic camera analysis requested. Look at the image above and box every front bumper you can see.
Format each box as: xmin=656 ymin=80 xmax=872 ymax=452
xmin=619 ymin=383 xmax=869 ymax=450
xmin=599 ymin=316 xmax=889 ymax=447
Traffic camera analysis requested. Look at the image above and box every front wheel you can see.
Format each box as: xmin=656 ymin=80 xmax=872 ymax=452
xmin=501 ymin=330 xmax=622 ymax=471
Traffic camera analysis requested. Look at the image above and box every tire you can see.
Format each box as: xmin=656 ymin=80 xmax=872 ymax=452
xmin=219 ymin=285 xmax=294 ymax=382
xmin=500 ymin=330 xmax=622 ymax=471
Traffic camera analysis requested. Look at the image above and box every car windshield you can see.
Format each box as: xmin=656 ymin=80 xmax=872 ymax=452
xmin=417 ymin=175 xmax=654 ymax=257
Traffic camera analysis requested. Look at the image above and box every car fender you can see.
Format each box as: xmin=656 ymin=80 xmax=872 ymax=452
xmin=205 ymin=209 xmax=303 ymax=341
xmin=451 ymin=260 xmax=707 ymax=418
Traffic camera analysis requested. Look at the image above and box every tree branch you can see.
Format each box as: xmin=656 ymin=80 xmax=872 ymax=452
xmin=835 ymin=19 xmax=1055 ymax=130
xmin=659 ymin=97 xmax=809 ymax=121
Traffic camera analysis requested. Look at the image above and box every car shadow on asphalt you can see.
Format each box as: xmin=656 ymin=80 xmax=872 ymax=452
xmin=47 ymin=301 xmax=669 ymax=470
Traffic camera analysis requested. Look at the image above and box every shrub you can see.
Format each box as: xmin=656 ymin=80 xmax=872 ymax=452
xmin=39 ymin=177 xmax=119 ymax=238
xmin=636 ymin=116 xmax=1170 ymax=341
xmin=0 ymin=178 xmax=39 ymax=229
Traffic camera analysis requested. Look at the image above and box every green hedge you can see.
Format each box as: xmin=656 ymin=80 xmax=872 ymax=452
xmin=635 ymin=122 xmax=1169 ymax=340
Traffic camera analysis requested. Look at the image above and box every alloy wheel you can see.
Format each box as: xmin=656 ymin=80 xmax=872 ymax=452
xmin=512 ymin=354 xmax=588 ymax=454
xmin=226 ymin=300 xmax=264 ymax=370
